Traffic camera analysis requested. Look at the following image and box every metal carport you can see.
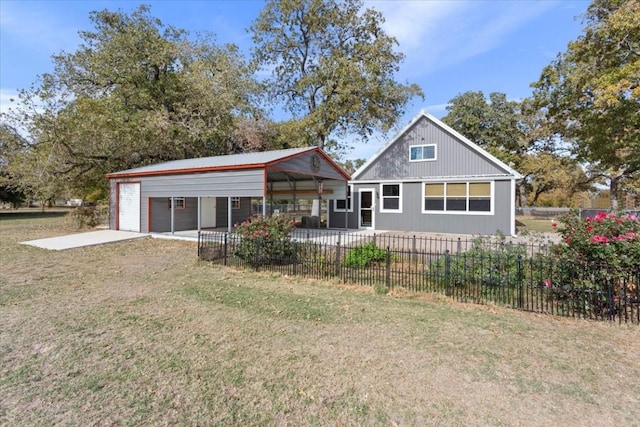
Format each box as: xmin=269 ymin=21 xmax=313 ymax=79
xmin=106 ymin=147 xmax=351 ymax=234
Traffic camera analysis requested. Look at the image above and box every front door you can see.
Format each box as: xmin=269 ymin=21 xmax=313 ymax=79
xmin=359 ymin=189 xmax=374 ymax=229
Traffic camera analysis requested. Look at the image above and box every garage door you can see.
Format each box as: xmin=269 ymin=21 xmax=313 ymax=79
xmin=118 ymin=183 xmax=140 ymax=232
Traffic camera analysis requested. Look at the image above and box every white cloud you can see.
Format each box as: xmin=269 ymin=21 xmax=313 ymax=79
xmin=368 ymin=0 xmax=558 ymax=78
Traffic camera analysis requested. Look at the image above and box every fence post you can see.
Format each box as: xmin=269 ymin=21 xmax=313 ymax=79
xmin=606 ymin=265 xmax=615 ymax=322
xmin=385 ymin=246 xmax=391 ymax=288
xmin=223 ymin=233 xmax=228 ymax=266
xmin=293 ymin=241 xmax=298 ymax=276
xmin=457 ymin=238 xmax=462 ymax=255
xmin=444 ymin=250 xmax=452 ymax=296
xmin=335 ymin=241 xmax=341 ymax=278
xmin=517 ymin=254 xmax=523 ymax=309
xmin=197 ymin=231 xmax=201 ymax=258
xmin=254 ymin=239 xmax=260 ymax=272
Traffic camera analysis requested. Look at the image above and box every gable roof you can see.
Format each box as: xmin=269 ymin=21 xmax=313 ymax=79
xmin=107 ymin=146 xmax=350 ymax=180
xmin=352 ymin=110 xmax=522 ymax=180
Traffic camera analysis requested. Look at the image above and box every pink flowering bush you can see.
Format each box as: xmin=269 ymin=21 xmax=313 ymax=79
xmin=554 ymin=211 xmax=639 ymax=271
xmin=234 ymin=214 xmax=296 ymax=265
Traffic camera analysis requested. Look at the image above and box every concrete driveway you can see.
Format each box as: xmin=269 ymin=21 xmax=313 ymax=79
xmin=21 ymin=230 xmax=150 ymax=251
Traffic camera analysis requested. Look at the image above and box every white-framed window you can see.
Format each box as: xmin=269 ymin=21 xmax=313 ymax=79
xmin=333 ymin=185 xmax=353 ymax=212
xmin=422 ymin=181 xmax=493 ymax=214
xmin=231 ymin=197 xmax=241 ymax=209
xmin=380 ymin=183 xmax=402 ymax=213
xmin=409 ymin=144 xmax=436 ymax=162
xmin=168 ymin=197 xmax=186 ymax=210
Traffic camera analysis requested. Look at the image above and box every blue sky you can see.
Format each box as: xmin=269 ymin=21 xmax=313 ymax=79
xmin=0 ymin=0 xmax=591 ymax=160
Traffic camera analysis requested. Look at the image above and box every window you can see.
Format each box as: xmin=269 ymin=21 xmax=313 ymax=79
xmin=423 ymin=182 xmax=492 ymax=214
xmin=424 ymin=183 xmax=444 ymax=211
xmin=469 ymin=182 xmax=491 ymax=212
xmin=410 ymin=144 xmax=436 ymax=162
xmin=334 ymin=186 xmax=352 ymax=212
xmin=380 ymin=184 xmax=402 ymax=212
xmin=231 ymin=197 xmax=241 ymax=209
xmin=168 ymin=197 xmax=186 ymax=209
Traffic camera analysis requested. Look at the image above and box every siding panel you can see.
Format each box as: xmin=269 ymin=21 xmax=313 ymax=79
xmin=357 ymin=117 xmax=509 ymax=181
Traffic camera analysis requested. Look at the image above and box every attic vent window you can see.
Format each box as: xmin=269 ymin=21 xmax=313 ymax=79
xmin=410 ymin=144 xmax=436 ymax=162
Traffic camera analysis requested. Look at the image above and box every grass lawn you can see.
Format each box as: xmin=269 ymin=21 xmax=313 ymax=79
xmin=1 ymin=212 xmax=638 ymax=426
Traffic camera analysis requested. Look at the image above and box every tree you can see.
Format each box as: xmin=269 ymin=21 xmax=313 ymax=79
xmin=1 ymin=5 xmax=260 ymax=198
xmin=441 ymin=91 xmax=583 ymax=207
xmin=531 ymin=0 xmax=640 ymax=209
xmin=249 ymin=0 xmax=424 ymax=152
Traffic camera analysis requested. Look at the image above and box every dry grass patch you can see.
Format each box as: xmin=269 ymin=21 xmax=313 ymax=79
xmin=1 ymin=212 xmax=639 ymax=426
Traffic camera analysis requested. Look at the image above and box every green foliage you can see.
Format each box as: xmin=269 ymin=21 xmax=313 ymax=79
xmin=553 ymin=210 xmax=640 ymax=274
xmin=234 ymin=215 xmax=296 ymax=265
xmin=3 ymin=5 xmax=261 ymax=198
xmin=531 ymin=0 xmax=640 ymax=208
xmin=439 ymin=237 xmax=529 ymax=287
xmin=343 ymin=242 xmax=387 ymax=268
xmin=250 ymin=0 xmax=423 ymax=151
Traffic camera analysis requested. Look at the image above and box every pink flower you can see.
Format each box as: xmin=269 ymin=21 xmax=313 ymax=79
xmin=544 ymin=280 xmax=552 ymax=288
xmin=614 ymin=234 xmax=626 ymax=241
xmin=623 ymin=213 xmax=638 ymax=221
xmin=590 ymin=235 xmax=609 ymax=244
xmin=586 ymin=217 xmax=593 ymax=223
xmin=626 ymin=232 xmax=637 ymax=239
xmin=586 ymin=225 xmax=594 ymax=232
xmin=551 ymin=221 xmax=557 ymax=228
xmin=565 ymin=237 xmax=573 ymax=243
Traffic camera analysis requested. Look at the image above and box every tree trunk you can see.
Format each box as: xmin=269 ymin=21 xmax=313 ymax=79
xmin=518 ymin=181 xmax=528 ymax=208
xmin=610 ymin=173 xmax=620 ymax=211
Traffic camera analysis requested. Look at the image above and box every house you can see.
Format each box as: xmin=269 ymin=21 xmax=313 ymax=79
xmin=106 ymin=147 xmax=350 ymax=234
xmin=328 ymin=111 xmax=523 ymax=236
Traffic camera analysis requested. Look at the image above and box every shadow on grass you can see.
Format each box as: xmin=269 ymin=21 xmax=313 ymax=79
xmin=0 ymin=209 xmax=71 ymax=220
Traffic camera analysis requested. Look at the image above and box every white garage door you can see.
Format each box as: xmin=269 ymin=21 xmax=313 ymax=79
xmin=118 ymin=183 xmax=140 ymax=232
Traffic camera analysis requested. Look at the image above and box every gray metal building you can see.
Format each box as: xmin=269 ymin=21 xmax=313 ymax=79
xmin=328 ymin=111 xmax=523 ymax=236
xmin=107 ymin=147 xmax=350 ymax=234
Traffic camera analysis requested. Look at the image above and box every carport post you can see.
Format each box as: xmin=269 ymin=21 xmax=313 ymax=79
xmin=170 ymin=196 xmax=175 ymax=234
xmin=262 ymin=196 xmax=267 ymax=217
xmin=197 ymin=197 xmax=201 ymax=231
xmin=227 ymin=196 xmax=232 ymax=233
xmin=344 ymin=181 xmax=348 ymax=230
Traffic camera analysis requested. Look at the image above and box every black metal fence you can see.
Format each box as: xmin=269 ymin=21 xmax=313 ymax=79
xmin=197 ymin=230 xmax=639 ymax=325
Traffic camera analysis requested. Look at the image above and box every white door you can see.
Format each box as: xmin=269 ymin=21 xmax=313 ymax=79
xmin=200 ymin=197 xmax=217 ymax=228
xmin=118 ymin=183 xmax=140 ymax=232
xmin=359 ymin=189 xmax=375 ymax=229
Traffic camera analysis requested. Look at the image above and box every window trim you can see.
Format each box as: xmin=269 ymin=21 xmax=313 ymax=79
xmin=333 ymin=185 xmax=353 ymax=212
xmin=168 ymin=197 xmax=186 ymax=210
xmin=379 ymin=183 xmax=403 ymax=213
xmin=409 ymin=144 xmax=437 ymax=162
xmin=231 ymin=197 xmax=241 ymax=210
xmin=421 ymin=181 xmax=494 ymax=215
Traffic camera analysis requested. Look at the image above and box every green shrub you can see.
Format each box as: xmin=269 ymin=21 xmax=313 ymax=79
xmin=344 ymin=242 xmax=387 ymax=268
xmin=439 ymin=236 xmax=529 ymax=287
xmin=548 ymin=210 xmax=639 ymax=300
xmin=234 ymin=215 xmax=296 ymax=265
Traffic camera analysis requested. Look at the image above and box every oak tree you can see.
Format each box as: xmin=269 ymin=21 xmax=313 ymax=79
xmin=250 ymin=0 xmax=424 ymax=152
xmin=2 ymin=5 xmax=260 ymax=198
xmin=531 ymin=0 xmax=640 ymax=209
